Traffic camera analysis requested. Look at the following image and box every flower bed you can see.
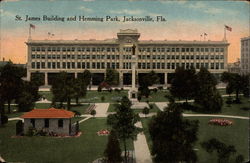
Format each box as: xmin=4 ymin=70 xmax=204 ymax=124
xmin=208 ymin=119 xmax=233 ymax=126
xmin=97 ymin=129 xmax=110 ymax=136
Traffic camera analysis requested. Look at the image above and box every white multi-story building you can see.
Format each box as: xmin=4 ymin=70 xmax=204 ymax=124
xmin=240 ymin=36 xmax=250 ymax=75
xmin=26 ymin=29 xmax=229 ymax=86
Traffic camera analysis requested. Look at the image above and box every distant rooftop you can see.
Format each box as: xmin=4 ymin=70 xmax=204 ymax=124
xmin=21 ymin=108 xmax=75 ymax=119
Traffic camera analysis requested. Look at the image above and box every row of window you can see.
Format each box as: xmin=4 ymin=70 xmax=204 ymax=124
xmin=31 ymin=62 xmax=224 ymax=70
xmin=31 ymin=54 xmax=224 ymax=60
xmin=32 ymin=47 xmax=119 ymax=52
xmin=31 ymin=54 xmax=121 ymax=60
xmin=32 ymin=62 xmax=120 ymax=69
xmin=30 ymin=119 xmax=63 ymax=128
xmin=139 ymin=55 xmax=224 ymax=60
xmin=31 ymin=46 xmax=225 ymax=53
xmin=139 ymin=47 xmax=224 ymax=53
xmin=138 ymin=62 xmax=224 ymax=70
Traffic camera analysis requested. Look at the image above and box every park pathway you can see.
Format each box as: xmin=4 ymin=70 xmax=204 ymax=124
xmin=183 ymin=114 xmax=249 ymax=120
xmin=134 ymin=121 xmax=153 ymax=163
xmin=94 ymin=103 xmax=110 ymax=117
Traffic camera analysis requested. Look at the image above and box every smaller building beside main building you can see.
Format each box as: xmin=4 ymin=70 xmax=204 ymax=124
xmin=21 ymin=108 xmax=75 ymax=136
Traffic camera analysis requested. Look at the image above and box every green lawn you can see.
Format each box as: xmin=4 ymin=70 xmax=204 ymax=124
xmin=70 ymin=104 xmax=90 ymax=114
xmin=39 ymin=91 xmax=53 ymax=101
xmin=0 ymin=118 xmax=134 ymax=163
xmin=140 ymin=90 xmax=170 ymax=102
xmin=107 ymin=103 xmax=119 ymax=112
xmin=108 ymin=103 xmax=160 ymax=114
xmin=141 ymin=117 xmax=249 ymax=163
xmin=182 ymin=97 xmax=250 ymax=117
xmin=133 ymin=104 xmax=160 ymax=114
xmin=218 ymin=88 xmax=226 ymax=95
xmin=219 ymin=97 xmax=250 ymax=117
xmin=39 ymin=90 xmax=128 ymax=103
xmin=35 ymin=103 xmax=52 ymax=109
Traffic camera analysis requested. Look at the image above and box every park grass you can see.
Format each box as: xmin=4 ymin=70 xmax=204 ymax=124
xmin=34 ymin=103 xmax=52 ymax=109
xmin=108 ymin=103 xmax=160 ymax=114
xmin=219 ymin=96 xmax=250 ymax=117
xmin=39 ymin=90 xmax=128 ymax=103
xmin=140 ymin=90 xmax=170 ymax=102
xmin=39 ymin=91 xmax=53 ymax=101
xmin=133 ymin=104 xmax=160 ymax=114
xmin=107 ymin=103 xmax=119 ymax=112
xmin=182 ymin=96 xmax=250 ymax=117
xmin=0 ymin=118 xmax=134 ymax=163
xmin=141 ymin=117 xmax=249 ymax=163
xmin=70 ymin=104 xmax=90 ymax=114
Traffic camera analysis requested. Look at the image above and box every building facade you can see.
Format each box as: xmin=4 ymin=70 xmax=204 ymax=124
xmin=240 ymin=36 xmax=250 ymax=75
xmin=26 ymin=29 xmax=229 ymax=86
xmin=228 ymin=59 xmax=241 ymax=74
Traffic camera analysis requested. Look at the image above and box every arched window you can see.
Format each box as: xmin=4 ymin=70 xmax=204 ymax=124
xmin=58 ymin=119 xmax=63 ymax=128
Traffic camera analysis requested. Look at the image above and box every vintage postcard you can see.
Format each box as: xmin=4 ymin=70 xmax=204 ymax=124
xmin=0 ymin=0 xmax=249 ymax=163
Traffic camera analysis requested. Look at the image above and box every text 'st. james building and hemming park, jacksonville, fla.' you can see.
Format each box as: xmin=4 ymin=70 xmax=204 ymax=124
xmin=26 ymin=29 xmax=229 ymax=86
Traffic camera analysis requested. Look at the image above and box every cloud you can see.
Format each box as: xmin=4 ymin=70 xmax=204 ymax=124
xmin=0 ymin=9 xmax=15 ymax=17
xmin=110 ymin=9 xmax=145 ymax=15
xmin=2 ymin=0 xmax=20 ymax=2
xmin=188 ymin=1 xmax=206 ymax=9
xmin=160 ymin=0 xmax=187 ymax=5
xmin=204 ymin=8 xmax=223 ymax=14
xmin=79 ymin=6 xmax=93 ymax=13
xmin=188 ymin=2 xmax=238 ymax=15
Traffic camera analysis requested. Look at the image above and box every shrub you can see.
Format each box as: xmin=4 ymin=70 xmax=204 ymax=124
xmin=149 ymin=104 xmax=154 ymax=110
xmin=240 ymin=107 xmax=250 ymax=111
xmin=121 ymin=88 xmax=124 ymax=91
xmin=97 ymin=85 xmax=102 ymax=92
xmin=101 ymin=96 xmax=105 ymax=102
xmin=226 ymin=97 xmax=233 ymax=105
xmin=137 ymin=95 xmax=142 ymax=102
xmin=157 ymin=86 xmax=163 ymax=90
xmin=1 ymin=115 xmax=8 ymax=125
xmin=72 ymin=110 xmax=81 ymax=117
xmin=36 ymin=129 xmax=48 ymax=136
xmin=153 ymin=88 xmax=158 ymax=93
xmin=114 ymin=88 xmax=120 ymax=93
xmin=16 ymin=120 xmax=23 ymax=135
xmin=26 ymin=127 xmax=37 ymax=136
xmin=91 ymin=109 xmax=96 ymax=117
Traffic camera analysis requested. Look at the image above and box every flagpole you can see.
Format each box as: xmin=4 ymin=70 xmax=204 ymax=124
xmin=28 ymin=25 xmax=31 ymax=40
xmin=224 ymin=27 xmax=226 ymax=41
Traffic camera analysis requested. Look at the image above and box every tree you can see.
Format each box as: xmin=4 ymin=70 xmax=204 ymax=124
xmin=194 ymin=67 xmax=223 ymax=113
xmin=51 ymin=72 xmax=75 ymax=110
xmin=105 ymin=69 xmax=119 ymax=86
xmin=0 ymin=62 xmax=24 ymax=113
xmin=170 ymin=66 xmax=197 ymax=102
xmin=142 ymin=107 xmax=149 ymax=117
xmin=30 ymin=71 xmax=45 ymax=87
xmin=81 ymin=70 xmax=92 ymax=86
xmin=201 ymin=138 xmax=243 ymax=163
xmin=16 ymin=81 xmax=40 ymax=112
xmin=138 ymin=71 xmax=160 ymax=98
xmin=148 ymin=102 xmax=199 ymax=163
xmin=90 ymin=109 xmax=96 ymax=117
xmin=73 ymin=78 xmax=87 ymax=104
xmin=221 ymin=72 xmax=249 ymax=103
xmin=107 ymin=96 xmax=141 ymax=162
xmin=104 ymin=130 xmax=122 ymax=163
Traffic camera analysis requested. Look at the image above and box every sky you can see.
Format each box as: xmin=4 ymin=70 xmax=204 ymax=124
xmin=0 ymin=0 xmax=249 ymax=64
